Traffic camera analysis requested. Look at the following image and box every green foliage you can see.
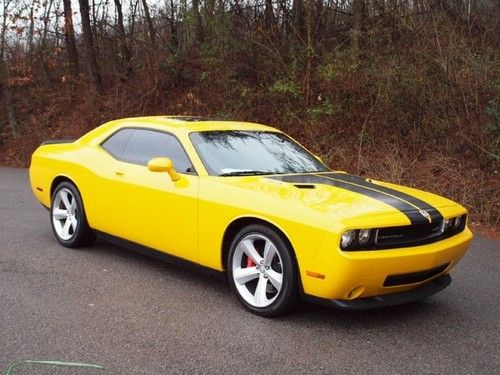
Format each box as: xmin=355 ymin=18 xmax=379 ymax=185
xmin=307 ymin=99 xmax=339 ymax=120
xmin=320 ymin=50 xmax=360 ymax=77
xmin=398 ymin=64 xmax=420 ymax=90
xmin=486 ymin=100 xmax=500 ymax=161
xmin=269 ymin=79 xmax=302 ymax=98
xmin=318 ymin=64 xmax=338 ymax=83
xmin=240 ymin=87 xmax=250 ymax=98
xmin=200 ymin=71 xmax=210 ymax=81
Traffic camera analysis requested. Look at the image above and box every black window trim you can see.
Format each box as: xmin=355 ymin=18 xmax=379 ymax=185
xmin=100 ymin=126 xmax=198 ymax=176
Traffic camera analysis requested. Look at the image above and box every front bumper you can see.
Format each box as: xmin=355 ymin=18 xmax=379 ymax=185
xmin=303 ymin=274 xmax=452 ymax=310
xmin=298 ymin=227 xmax=472 ymax=300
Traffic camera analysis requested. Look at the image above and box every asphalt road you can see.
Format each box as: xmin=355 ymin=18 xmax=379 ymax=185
xmin=0 ymin=167 xmax=498 ymax=374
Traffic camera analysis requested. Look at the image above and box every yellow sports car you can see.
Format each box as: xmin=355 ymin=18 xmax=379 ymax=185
xmin=29 ymin=116 xmax=473 ymax=316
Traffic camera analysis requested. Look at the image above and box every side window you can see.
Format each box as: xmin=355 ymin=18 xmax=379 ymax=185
xmin=101 ymin=128 xmax=134 ymax=159
xmin=122 ymin=129 xmax=194 ymax=173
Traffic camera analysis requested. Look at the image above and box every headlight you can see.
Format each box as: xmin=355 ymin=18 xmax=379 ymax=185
xmin=443 ymin=218 xmax=452 ymax=231
xmin=358 ymin=229 xmax=371 ymax=246
xmin=340 ymin=229 xmax=372 ymax=250
xmin=442 ymin=214 xmax=466 ymax=235
xmin=341 ymin=230 xmax=356 ymax=249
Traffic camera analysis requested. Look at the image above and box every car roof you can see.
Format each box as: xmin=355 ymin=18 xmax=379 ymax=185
xmin=111 ymin=116 xmax=279 ymax=133
xmin=77 ymin=116 xmax=282 ymax=147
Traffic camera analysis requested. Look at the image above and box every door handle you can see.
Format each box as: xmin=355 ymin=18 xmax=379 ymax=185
xmin=115 ymin=171 xmax=124 ymax=176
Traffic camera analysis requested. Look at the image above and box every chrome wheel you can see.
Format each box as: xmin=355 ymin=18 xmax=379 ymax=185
xmin=52 ymin=188 xmax=78 ymax=240
xmin=231 ymin=233 xmax=283 ymax=308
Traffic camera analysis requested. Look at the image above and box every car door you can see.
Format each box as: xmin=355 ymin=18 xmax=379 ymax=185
xmin=99 ymin=128 xmax=199 ymax=262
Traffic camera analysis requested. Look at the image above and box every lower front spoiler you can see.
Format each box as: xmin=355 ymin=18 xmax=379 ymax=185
xmin=303 ymin=274 xmax=452 ymax=310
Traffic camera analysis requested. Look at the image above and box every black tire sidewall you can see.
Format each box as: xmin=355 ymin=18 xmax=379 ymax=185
xmin=50 ymin=182 xmax=93 ymax=248
xmin=227 ymin=224 xmax=298 ymax=317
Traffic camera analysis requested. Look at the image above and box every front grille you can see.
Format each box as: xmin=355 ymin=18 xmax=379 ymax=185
xmin=371 ymin=214 xmax=466 ymax=250
xmin=341 ymin=214 xmax=467 ymax=251
xmin=384 ymin=263 xmax=450 ymax=286
xmin=375 ymin=221 xmax=444 ymax=247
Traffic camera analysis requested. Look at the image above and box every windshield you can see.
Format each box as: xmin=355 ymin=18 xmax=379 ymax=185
xmin=190 ymin=131 xmax=330 ymax=176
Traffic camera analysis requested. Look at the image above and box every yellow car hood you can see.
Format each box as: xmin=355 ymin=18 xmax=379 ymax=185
xmin=216 ymin=172 xmax=458 ymax=227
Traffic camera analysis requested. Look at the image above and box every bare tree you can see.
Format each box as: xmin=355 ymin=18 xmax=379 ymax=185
xmin=141 ymin=0 xmax=156 ymax=48
xmin=351 ymin=0 xmax=363 ymax=52
xmin=27 ymin=0 xmax=35 ymax=61
xmin=169 ymin=0 xmax=178 ymax=47
xmin=78 ymin=0 xmax=103 ymax=94
xmin=63 ymin=0 xmax=79 ymax=79
xmin=0 ymin=0 xmax=19 ymax=138
xmin=264 ymin=0 xmax=276 ymax=29
xmin=114 ymin=0 xmax=133 ymax=78
xmin=303 ymin=0 xmax=314 ymax=105
xmin=192 ymin=0 xmax=203 ymax=43
xmin=292 ymin=0 xmax=306 ymax=37
xmin=39 ymin=0 xmax=55 ymax=87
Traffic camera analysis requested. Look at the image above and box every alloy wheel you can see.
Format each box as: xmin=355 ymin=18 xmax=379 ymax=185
xmin=52 ymin=188 xmax=78 ymax=240
xmin=231 ymin=233 xmax=284 ymax=308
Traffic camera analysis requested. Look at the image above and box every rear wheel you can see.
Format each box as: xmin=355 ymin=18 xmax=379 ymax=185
xmin=227 ymin=224 xmax=298 ymax=316
xmin=51 ymin=182 xmax=95 ymax=247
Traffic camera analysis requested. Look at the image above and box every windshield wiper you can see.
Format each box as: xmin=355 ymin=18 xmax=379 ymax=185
xmin=218 ymin=170 xmax=272 ymax=177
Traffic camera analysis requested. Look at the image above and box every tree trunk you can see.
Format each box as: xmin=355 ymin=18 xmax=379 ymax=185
xmin=351 ymin=0 xmax=363 ymax=53
xmin=78 ymin=0 xmax=103 ymax=94
xmin=0 ymin=60 xmax=19 ymax=138
xmin=28 ymin=1 xmax=35 ymax=62
xmin=63 ymin=0 xmax=79 ymax=78
xmin=113 ymin=0 xmax=133 ymax=78
xmin=40 ymin=0 xmax=55 ymax=87
xmin=0 ymin=0 xmax=19 ymax=138
xmin=303 ymin=0 xmax=314 ymax=106
xmin=169 ymin=0 xmax=178 ymax=47
xmin=264 ymin=0 xmax=276 ymax=30
xmin=141 ymin=0 xmax=156 ymax=49
xmin=313 ymin=0 xmax=323 ymax=40
xmin=192 ymin=0 xmax=203 ymax=44
xmin=292 ymin=0 xmax=306 ymax=37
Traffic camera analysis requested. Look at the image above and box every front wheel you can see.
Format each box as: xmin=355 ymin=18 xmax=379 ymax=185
xmin=227 ymin=224 xmax=298 ymax=317
xmin=51 ymin=181 xmax=95 ymax=248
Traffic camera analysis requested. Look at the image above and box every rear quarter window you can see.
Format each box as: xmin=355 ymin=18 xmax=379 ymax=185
xmin=101 ymin=128 xmax=194 ymax=173
xmin=101 ymin=128 xmax=134 ymax=159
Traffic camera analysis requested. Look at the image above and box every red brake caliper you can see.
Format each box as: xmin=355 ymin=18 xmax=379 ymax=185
xmin=246 ymin=257 xmax=256 ymax=268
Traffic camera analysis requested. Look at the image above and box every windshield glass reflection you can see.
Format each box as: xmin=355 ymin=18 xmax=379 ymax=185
xmin=190 ymin=131 xmax=330 ymax=176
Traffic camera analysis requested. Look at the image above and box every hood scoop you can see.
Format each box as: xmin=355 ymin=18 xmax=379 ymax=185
xmin=293 ymin=184 xmax=316 ymax=189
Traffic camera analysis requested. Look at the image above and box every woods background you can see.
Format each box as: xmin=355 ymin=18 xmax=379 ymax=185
xmin=0 ymin=0 xmax=498 ymax=225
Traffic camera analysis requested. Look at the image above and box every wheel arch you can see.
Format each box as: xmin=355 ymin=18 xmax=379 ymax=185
xmin=49 ymin=174 xmax=96 ymax=247
xmin=50 ymin=175 xmax=78 ymax=202
xmin=221 ymin=216 xmax=297 ymax=272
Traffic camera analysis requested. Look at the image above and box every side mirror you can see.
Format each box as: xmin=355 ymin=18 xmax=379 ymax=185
xmin=147 ymin=157 xmax=181 ymax=181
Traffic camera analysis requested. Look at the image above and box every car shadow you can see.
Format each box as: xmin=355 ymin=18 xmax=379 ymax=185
xmin=87 ymin=238 xmax=452 ymax=328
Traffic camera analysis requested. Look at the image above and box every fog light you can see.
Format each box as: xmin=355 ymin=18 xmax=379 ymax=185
xmin=341 ymin=230 xmax=356 ymax=249
xmin=358 ymin=229 xmax=371 ymax=246
xmin=345 ymin=286 xmax=365 ymax=300
xmin=453 ymin=216 xmax=462 ymax=229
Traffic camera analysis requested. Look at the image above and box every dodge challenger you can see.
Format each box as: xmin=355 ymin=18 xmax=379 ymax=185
xmin=29 ymin=116 xmax=473 ymax=316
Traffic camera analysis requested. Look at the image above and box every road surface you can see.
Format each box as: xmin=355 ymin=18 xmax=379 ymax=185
xmin=0 ymin=167 xmax=498 ymax=374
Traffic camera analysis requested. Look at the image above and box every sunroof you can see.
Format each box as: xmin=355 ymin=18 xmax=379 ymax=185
xmin=164 ymin=116 xmax=212 ymax=122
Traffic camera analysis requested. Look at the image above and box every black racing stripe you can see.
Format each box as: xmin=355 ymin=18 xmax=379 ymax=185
xmin=322 ymin=173 xmax=444 ymax=223
xmin=268 ymin=174 xmax=428 ymax=225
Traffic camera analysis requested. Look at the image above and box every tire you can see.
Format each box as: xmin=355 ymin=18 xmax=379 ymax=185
xmin=50 ymin=181 xmax=95 ymax=248
xmin=227 ymin=224 xmax=298 ymax=317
